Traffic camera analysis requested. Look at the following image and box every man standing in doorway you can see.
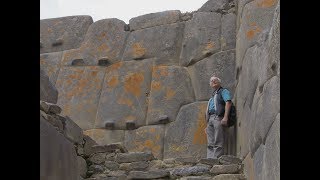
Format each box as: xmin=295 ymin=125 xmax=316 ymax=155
xmin=205 ymin=76 xmax=232 ymax=159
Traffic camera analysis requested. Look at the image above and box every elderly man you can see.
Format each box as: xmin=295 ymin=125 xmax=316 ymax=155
xmin=205 ymin=76 xmax=233 ymax=159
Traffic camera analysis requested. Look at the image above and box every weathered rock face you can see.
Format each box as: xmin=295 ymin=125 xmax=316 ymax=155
xmin=95 ymin=60 xmax=153 ymax=130
xmin=40 ymin=16 xmax=93 ymax=54
xmin=146 ymin=66 xmax=195 ymax=125
xmin=40 ymin=52 xmax=63 ymax=85
xmin=129 ymin=10 xmax=181 ymax=31
xmin=198 ymin=0 xmax=230 ymax=13
xmin=84 ymin=129 xmax=125 ymax=145
xmin=188 ymin=50 xmax=236 ymax=101
xmin=40 ymin=68 xmax=58 ymax=104
xmin=124 ymin=125 xmax=165 ymax=160
xmin=164 ymin=102 xmax=208 ymax=160
xmin=235 ymin=0 xmax=280 ymax=179
xmin=55 ymin=66 xmax=105 ymax=130
xmin=122 ymin=23 xmax=184 ymax=65
xmin=180 ymin=12 xmax=221 ymax=66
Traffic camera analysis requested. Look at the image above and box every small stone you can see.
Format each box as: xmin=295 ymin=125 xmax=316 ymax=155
xmin=219 ymin=155 xmax=242 ymax=165
xmin=88 ymin=153 xmax=106 ymax=165
xmin=210 ymin=164 xmax=241 ymax=174
xmin=104 ymin=161 xmax=120 ymax=171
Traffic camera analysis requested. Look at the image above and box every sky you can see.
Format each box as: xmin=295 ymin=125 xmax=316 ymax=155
xmin=40 ymin=0 xmax=208 ymax=23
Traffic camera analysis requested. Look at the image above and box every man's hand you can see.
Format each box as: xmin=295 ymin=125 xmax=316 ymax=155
xmin=221 ymin=117 xmax=228 ymax=126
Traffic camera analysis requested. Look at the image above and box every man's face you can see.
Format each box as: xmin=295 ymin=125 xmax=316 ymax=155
xmin=210 ymin=79 xmax=220 ymax=89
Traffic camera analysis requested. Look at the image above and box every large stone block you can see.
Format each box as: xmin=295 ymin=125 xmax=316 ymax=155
xmin=129 ymin=10 xmax=181 ymax=31
xmin=198 ymin=0 xmax=229 ymax=12
xmin=40 ymin=68 xmax=58 ymax=104
xmin=263 ymin=113 xmax=280 ymax=180
xmin=55 ymin=66 xmax=105 ymax=130
xmin=188 ymin=50 xmax=236 ymax=101
xmin=40 ymin=15 xmax=93 ymax=54
xmin=61 ymin=18 xmax=129 ymax=66
xmin=146 ymin=66 xmax=195 ymax=124
xmin=40 ymin=117 xmax=79 ymax=180
xmin=124 ymin=125 xmax=165 ymax=160
xmin=40 ymin=52 xmax=63 ymax=85
xmin=236 ymin=0 xmax=279 ymax=68
xmin=221 ymin=13 xmax=236 ymax=51
xmin=84 ymin=129 xmax=124 ymax=145
xmin=122 ymin=23 xmax=184 ymax=65
xmin=164 ymin=102 xmax=208 ymax=161
xmin=180 ymin=12 xmax=221 ymax=66
xmin=64 ymin=116 xmax=84 ymax=144
xmin=95 ymin=60 xmax=153 ymax=130
xmin=115 ymin=152 xmax=155 ymax=163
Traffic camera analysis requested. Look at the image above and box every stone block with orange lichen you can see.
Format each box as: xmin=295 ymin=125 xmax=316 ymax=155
xmin=188 ymin=50 xmax=236 ymax=101
xmin=221 ymin=13 xmax=236 ymax=51
xmin=84 ymin=129 xmax=125 ymax=146
xmin=124 ymin=125 xmax=164 ymax=160
xmin=40 ymin=68 xmax=58 ymax=104
xmin=122 ymin=23 xmax=184 ymax=65
xmin=236 ymin=0 xmax=279 ymax=67
xmin=40 ymin=51 xmax=63 ymax=85
xmin=180 ymin=12 xmax=221 ymax=67
xmin=40 ymin=15 xmax=93 ymax=54
xmin=129 ymin=10 xmax=181 ymax=31
xmin=55 ymin=66 xmax=106 ymax=130
xmin=163 ymin=102 xmax=208 ymax=161
xmin=95 ymin=60 xmax=153 ymax=130
xmin=146 ymin=66 xmax=195 ymax=125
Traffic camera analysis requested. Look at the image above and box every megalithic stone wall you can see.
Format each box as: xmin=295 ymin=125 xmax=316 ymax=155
xmin=235 ymin=0 xmax=280 ymax=179
xmin=40 ymin=1 xmax=237 ymax=162
xmin=40 ymin=5 xmax=281 ymax=180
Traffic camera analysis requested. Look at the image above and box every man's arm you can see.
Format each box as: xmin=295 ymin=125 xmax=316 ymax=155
xmin=221 ymin=100 xmax=231 ymax=126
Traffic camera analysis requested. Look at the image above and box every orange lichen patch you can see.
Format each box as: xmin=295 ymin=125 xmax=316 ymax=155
xmin=107 ymin=76 xmax=119 ymax=87
xmin=165 ymin=88 xmax=176 ymax=100
xmin=91 ymin=71 xmax=98 ymax=77
xmin=47 ymin=27 xmax=53 ymax=33
xmin=124 ymin=73 xmax=144 ymax=97
xmin=152 ymin=66 xmax=161 ymax=79
xmin=204 ymin=42 xmax=215 ymax=51
xmin=149 ymin=128 xmax=156 ymax=133
xmin=256 ymin=0 xmax=277 ymax=8
xmin=132 ymin=42 xmax=146 ymax=58
xmin=246 ymin=24 xmax=262 ymax=40
xmin=159 ymin=67 xmax=169 ymax=77
xmin=107 ymin=62 xmax=123 ymax=72
xmin=99 ymin=32 xmax=107 ymax=40
xmin=169 ymin=144 xmax=186 ymax=152
xmin=97 ymin=43 xmax=110 ymax=52
xmin=151 ymin=81 xmax=161 ymax=91
xmin=155 ymin=134 xmax=160 ymax=140
xmin=117 ymin=97 xmax=133 ymax=107
xmin=192 ymin=104 xmax=207 ymax=145
xmin=125 ymin=115 xmax=136 ymax=122
xmin=143 ymin=140 xmax=161 ymax=155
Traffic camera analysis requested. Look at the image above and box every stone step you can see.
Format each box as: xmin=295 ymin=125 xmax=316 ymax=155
xmin=218 ymin=155 xmax=242 ymax=165
xmin=210 ymin=164 xmax=241 ymax=175
xmin=115 ymin=152 xmax=155 ymax=163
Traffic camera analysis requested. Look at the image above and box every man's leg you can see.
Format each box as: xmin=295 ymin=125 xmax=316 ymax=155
xmin=212 ymin=116 xmax=225 ymax=158
xmin=206 ymin=116 xmax=215 ymax=158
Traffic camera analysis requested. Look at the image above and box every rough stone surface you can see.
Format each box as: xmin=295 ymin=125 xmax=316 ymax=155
xmin=128 ymin=170 xmax=170 ymax=179
xmin=115 ymin=152 xmax=155 ymax=163
xmin=199 ymin=158 xmax=220 ymax=166
xmin=84 ymin=129 xmax=125 ymax=146
xmin=125 ymin=125 xmax=164 ymax=160
xmin=212 ymin=174 xmax=246 ymax=180
xmin=171 ymin=164 xmax=210 ymax=177
xmin=175 ymin=157 xmax=198 ymax=165
xmin=40 ymin=52 xmax=63 ymax=85
xmin=122 ymin=23 xmax=184 ymax=65
xmin=40 ymin=101 xmax=62 ymax=114
xmin=88 ymin=153 xmax=107 ymax=165
xmin=104 ymin=161 xmax=120 ymax=171
xmin=40 ymin=117 xmax=79 ymax=180
xmin=40 ymin=68 xmax=58 ymax=104
xmin=179 ymin=176 xmax=213 ymax=180
xmin=83 ymin=135 xmax=98 ymax=157
xmin=64 ymin=116 xmax=84 ymax=144
xmin=263 ymin=113 xmax=280 ymax=180
xmin=146 ymin=66 xmax=195 ymax=124
xmin=40 ymin=112 xmax=64 ymax=132
xmin=40 ymin=15 xmax=93 ymax=54
xmin=236 ymin=0 xmax=279 ymax=68
xmin=88 ymin=164 xmax=105 ymax=174
xmin=164 ymin=102 xmax=208 ymax=160
xmin=61 ymin=18 xmax=128 ymax=66
xmin=129 ymin=10 xmax=181 ymax=31
xmin=188 ymin=50 xmax=236 ymax=101
xmin=95 ymin=60 xmax=153 ymax=130
xmin=119 ymin=161 xmax=149 ymax=171
xmin=253 ymin=144 xmax=265 ymax=180
xmin=242 ymin=153 xmax=254 ymax=180
xmin=210 ymin=164 xmax=241 ymax=174
xmin=221 ymin=13 xmax=236 ymax=50
xmin=219 ymin=155 xmax=242 ymax=165
xmin=91 ymin=143 xmax=128 ymax=154
xmin=55 ymin=66 xmax=105 ymax=130
xmin=77 ymin=156 xmax=87 ymax=178
xmin=198 ymin=0 xmax=229 ymax=13
xmin=180 ymin=12 xmax=221 ymax=66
